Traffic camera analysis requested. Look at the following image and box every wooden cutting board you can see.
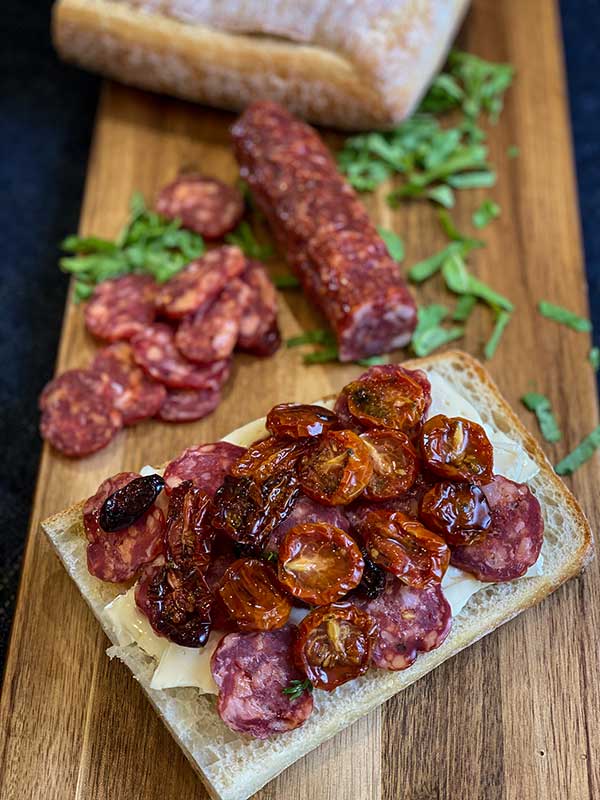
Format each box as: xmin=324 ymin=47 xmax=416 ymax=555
xmin=1 ymin=0 xmax=598 ymax=798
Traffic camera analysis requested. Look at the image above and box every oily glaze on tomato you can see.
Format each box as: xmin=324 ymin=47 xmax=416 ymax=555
xmin=297 ymin=429 xmax=373 ymax=506
xmin=266 ymin=403 xmax=338 ymax=439
xmin=230 ymin=436 xmax=308 ymax=483
xmin=278 ymin=523 xmax=364 ymax=605
xmin=419 ymin=481 xmax=492 ymax=546
xmin=419 ymin=414 xmax=493 ymax=483
xmin=360 ymin=510 xmax=450 ymax=589
xmin=217 ymin=557 xmax=292 ymax=631
xmin=294 ymin=602 xmax=378 ymax=690
xmin=343 ymin=370 xmax=428 ymax=433
xmin=359 ymin=429 xmax=419 ymax=500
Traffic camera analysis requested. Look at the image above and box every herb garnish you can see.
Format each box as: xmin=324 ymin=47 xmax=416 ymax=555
xmin=410 ymin=304 xmax=464 ymax=357
xmin=589 ymin=347 xmax=600 ymax=372
xmin=272 ymin=274 xmax=301 ymax=289
xmin=555 ymin=425 xmax=600 ymax=476
xmin=283 ymin=679 xmax=314 ymax=700
xmin=521 ymin=393 xmax=561 ymax=443
xmin=225 ymin=221 xmax=273 ymax=260
xmin=472 ymin=199 xmax=501 ymax=229
xmin=452 ymin=294 xmax=477 ymax=322
xmin=538 ymin=301 xmax=592 ymax=333
xmin=377 ymin=227 xmax=405 ymax=262
xmin=484 ymin=310 xmax=512 ymax=360
xmin=442 ymin=253 xmax=513 ymax=312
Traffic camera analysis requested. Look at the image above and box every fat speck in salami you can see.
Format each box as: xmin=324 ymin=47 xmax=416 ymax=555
xmin=84 ymin=274 xmax=156 ymax=342
xmin=163 ymin=442 xmax=246 ymax=495
xmin=211 ymin=626 xmax=314 ymax=738
xmin=175 ymin=280 xmax=245 ymax=364
xmin=156 ymin=174 xmax=244 ymax=239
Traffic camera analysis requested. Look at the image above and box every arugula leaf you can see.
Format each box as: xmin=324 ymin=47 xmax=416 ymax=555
xmin=447 ymin=50 xmax=514 ymax=121
xmin=442 ymin=253 xmax=514 ymax=312
xmin=452 ymin=294 xmax=477 ymax=322
xmin=555 ymin=425 xmax=600 ymax=475
xmin=437 ymin=209 xmax=485 ymax=248
xmin=408 ymin=239 xmax=482 ymax=284
xmin=484 ymin=310 xmax=511 ymax=359
xmin=283 ymin=679 xmax=313 ymax=700
xmin=225 ymin=221 xmax=273 ymax=260
xmin=521 ymin=392 xmax=561 ymax=443
xmin=425 ymin=185 xmax=455 ymax=208
xmin=447 ymin=170 xmax=496 ymax=189
xmin=472 ymin=199 xmax=501 ymax=229
xmin=61 ymin=235 xmax=117 ymax=254
xmin=272 ymin=274 xmax=301 ymax=289
xmin=286 ymin=330 xmax=335 ymax=348
xmin=538 ymin=301 xmax=592 ymax=332
xmin=589 ymin=347 xmax=600 ymax=371
xmin=410 ymin=303 xmax=464 ymax=356
xmin=377 ymin=227 xmax=405 ymax=262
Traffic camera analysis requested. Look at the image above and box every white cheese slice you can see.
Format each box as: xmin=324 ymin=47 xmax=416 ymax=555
xmin=150 ymin=632 xmax=222 ymax=694
xmin=103 ymin=587 xmax=168 ymax=661
xmin=140 ymin=464 xmax=164 ymax=477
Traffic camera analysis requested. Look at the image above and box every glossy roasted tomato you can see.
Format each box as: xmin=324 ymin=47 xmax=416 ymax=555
xmin=359 ymin=429 xmax=419 ymax=500
xmin=278 ymin=523 xmax=364 ymax=605
xmin=419 ymin=481 xmax=492 ymax=546
xmin=343 ymin=370 xmax=429 ymax=433
xmin=360 ymin=510 xmax=450 ymax=589
xmin=266 ymin=403 xmax=338 ymax=439
xmin=230 ymin=436 xmax=307 ymax=483
xmin=294 ymin=602 xmax=378 ymax=690
xmin=419 ymin=414 xmax=493 ymax=483
xmin=217 ymin=557 xmax=292 ymax=631
xmin=297 ymin=429 xmax=373 ymax=506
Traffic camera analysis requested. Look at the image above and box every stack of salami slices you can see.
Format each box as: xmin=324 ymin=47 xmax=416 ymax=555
xmin=40 ymin=176 xmax=280 ymax=457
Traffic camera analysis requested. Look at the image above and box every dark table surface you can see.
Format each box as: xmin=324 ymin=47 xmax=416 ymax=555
xmin=0 ymin=1 xmax=598 ymax=675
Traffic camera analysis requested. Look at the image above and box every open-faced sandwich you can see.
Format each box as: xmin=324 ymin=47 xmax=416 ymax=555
xmin=42 ymin=350 xmax=592 ymax=800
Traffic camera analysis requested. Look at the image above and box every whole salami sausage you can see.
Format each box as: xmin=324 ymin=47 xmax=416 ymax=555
xmin=84 ymin=274 xmax=157 ymax=342
xmin=211 ymin=626 xmax=314 ymax=738
xmin=83 ymin=472 xmax=166 ymax=582
xmin=353 ymin=574 xmax=451 ymax=670
xmin=163 ymin=442 xmax=246 ymax=496
xmin=450 ymin=475 xmax=544 ymax=581
xmin=155 ymin=174 xmax=244 ymax=239
xmin=232 ymin=101 xmax=417 ymax=361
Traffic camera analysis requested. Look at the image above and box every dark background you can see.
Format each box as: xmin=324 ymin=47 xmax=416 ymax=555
xmin=0 ymin=1 xmax=598 ymax=674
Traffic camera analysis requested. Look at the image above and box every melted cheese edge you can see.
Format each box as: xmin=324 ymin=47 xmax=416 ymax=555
xmin=103 ymin=369 xmax=544 ymax=694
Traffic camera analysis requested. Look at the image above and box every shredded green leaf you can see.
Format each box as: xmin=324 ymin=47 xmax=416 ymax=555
xmin=443 ymin=253 xmax=514 ymax=312
xmin=452 ymin=294 xmax=477 ymax=322
xmin=521 ymin=392 xmax=561 ymax=443
xmin=589 ymin=346 xmax=600 ymax=372
xmin=225 ymin=221 xmax=273 ymax=260
xmin=425 ymin=185 xmax=455 ymax=208
xmin=538 ymin=301 xmax=592 ymax=332
xmin=286 ymin=330 xmax=335 ymax=348
xmin=447 ymin=170 xmax=496 ymax=189
xmin=408 ymin=239 xmax=482 ymax=283
xmin=282 ymin=679 xmax=314 ymax=700
xmin=484 ymin=310 xmax=512 ymax=359
xmin=272 ymin=274 xmax=301 ymax=289
xmin=472 ymin=199 xmax=501 ymax=229
xmin=410 ymin=304 xmax=464 ymax=356
xmin=377 ymin=227 xmax=405 ymax=262
xmin=555 ymin=425 xmax=600 ymax=475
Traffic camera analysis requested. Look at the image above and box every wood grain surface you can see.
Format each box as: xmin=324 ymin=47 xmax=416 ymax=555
xmin=1 ymin=1 xmax=598 ymax=799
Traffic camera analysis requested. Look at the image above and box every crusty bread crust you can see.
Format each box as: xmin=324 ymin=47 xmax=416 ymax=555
xmin=52 ymin=0 xmax=470 ymax=130
xmin=41 ymin=351 xmax=593 ymax=800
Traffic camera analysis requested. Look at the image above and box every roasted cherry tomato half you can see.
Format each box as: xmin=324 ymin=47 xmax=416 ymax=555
xmin=165 ymin=481 xmax=214 ymax=572
xmin=230 ymin=436 xmax=307 ymax=483
xmin=277 ymin=522 xmax=364 ymax=605
xmin=419 ymin=414 xmax=493 ymax=483
xmin=359 ymin=429 xmax=419 ymax=501
xmin=218 ymin=557 xmax=292 ymax=631
xmin=419 ymin=481 xmax=492 ymax=546
xmin=344 ymin=369 xmax=429 ymax=433
xmin=298 ymin=429 xmax=373 ymax=506
xmin=266 ymin=403 xmax=338 ymax=439
xmin=360 ymin=510 xmax=450 ymax=589
xmin=294 ymin=602 xmax=378 ymax=690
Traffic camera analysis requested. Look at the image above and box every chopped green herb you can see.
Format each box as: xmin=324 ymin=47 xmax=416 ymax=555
xmin=425 ymin=185 xmax=455 ymax=208
xmin=303 ymin=346 xmax=340 ymax=364
xmin=272 ymin=274 xmax=301 ymax=289
xmin=356 ymin=355 xmax=388 ymax=366
xmin=225 ymin=221 xmax=273 ymax=260
xmin=282 ymin=679 xmax=314 ymax=700
xmin=286 ymin=330 xmax=335 ymax=348
xmin=410 ymin=303 xmax=464 ymax=357
xmin=538 ymin=301 xmax=592 ymax=332
xmin=443 ymin=253 xmax=513 ymax=312
xmin=521 ymin=392 xmax=561 ymax=443
xmin=555 ymin=425 xmax=600 ymax=476
xmin=72 ymin=281 xmax=95 ymax=302
xmin=377 ymin=227 xmax=405 ymax=262
xmin=437 ymin=209 xmax=485 ymax=248
xmin=472 ymin=199 xmax=501 ymax=229
xmin=484 ymin=310 xmax=512 ymax=359
xmin=507 ymin=145 xmax=520 ymax=159
xmin=589 ymin=346 xmax=600 ymax=371
xmin=408 ymin=239 xmax=482 ymax=284
xmin=447 ymin=170 xmax=496 ymax=189
xmin=264 ymin=551 xmax=278 ymax=563
xmin=452 ymin=294 xmax=477 ymax=322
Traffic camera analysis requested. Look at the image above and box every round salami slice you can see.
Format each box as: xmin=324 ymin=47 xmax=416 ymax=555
xmin=346 ymin=473 xmax=437 ymax=531
xmin=175 ymin=280 xmax=246 ymax=364
xmin=84 ymin=274 xmax=156 ymax=342
xmin=91 ymin=342 xmax=167 ymax=425
xmin=211 ymin=626 xmax=314 ymax=738
xmin=155 ymin=246 xmax=246 ymax=319
xmin=83 ymin=472 xmax=166 ymax=582
xmin=353 ymin=574 xmax=451 ymax=670
xmin=155 ymin=175 xmax=244 ymax=239
xmin=265 ymin=493 xmax=350 ymax=554
xmin=39 ymin=369 xmax=122 ymax=457
xmin=450 ymin=475 xmax=544 ymax=581
xmin=131 ymin=323 xmax=230 ymax=390
xmin=157 ymin=386 xmax=222 ymax=423
xmin=237 ymin=260 xmax=280 ymax=355
xmin=163 ymin=441 xmax=246 ymax=496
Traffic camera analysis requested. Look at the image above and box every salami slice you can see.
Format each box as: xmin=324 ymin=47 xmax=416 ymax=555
xmin=347 ymin=474 xmax=437 ymax=531
xmin=155 ymin=246 xmax=246 ymax=319
xmin=156 ymin=174 xmax=244 ymax=239
xmin=131 ymin=323 xmax=230 ymax=390
xmin=84 ymin=274 xmax=156 ymax=342
xmin=163 ymin=441 xmax=246 ymax=496
xmin=353 ymin=574 xmax=451 ymax=670
xmin=175 ymin=280 xmax=246 ymax=364
xmin=237 ymin=260 xmax=281 ymax=356
xmin=157 ymin=386 xmax=222 ymax=423
xmin=91 ymin=342 xmax=167 ymax=425
xmin=211 ymin=626 xmax=314 ymax=738
xmin=39 ymin=369 xmax=122 ymax=457
xmin=450 ymin=475 xmax=544 ymax=582
xmin=265 ymin=493 xmax=350 ymax=554
xmin=83 ymin=472 xmax=166 ymax=582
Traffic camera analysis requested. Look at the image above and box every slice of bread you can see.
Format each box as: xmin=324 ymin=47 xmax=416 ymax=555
xmin=41 ymin=351 xmax=593 ymax=800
